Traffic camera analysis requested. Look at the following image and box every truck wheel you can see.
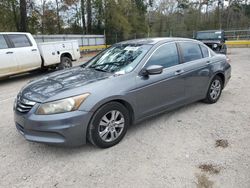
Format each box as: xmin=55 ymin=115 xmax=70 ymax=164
xmin=58 ymin=57 xmax=72 ymax=70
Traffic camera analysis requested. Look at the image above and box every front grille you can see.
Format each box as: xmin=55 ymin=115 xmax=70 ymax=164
xmin=207 ymin=44 xmax=213 ymax=49
xmin=15 ymin=95 xmax=36 ymax=114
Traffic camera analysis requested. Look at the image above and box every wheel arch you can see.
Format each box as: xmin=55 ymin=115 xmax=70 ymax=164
xmin=111 ymin=99 xmax=135 ymax=125
xmin=86 ymin=98 xmax=135 ymax=146
xmin=89 ymin=98 xmax=135 ymax=126
xmin=60 ymin=52 xmax=73 ymax=61
xmin=205 ymin=71 xmax=225 ymax=94
xmin=214 ymin=72 xmax=225 ymax=88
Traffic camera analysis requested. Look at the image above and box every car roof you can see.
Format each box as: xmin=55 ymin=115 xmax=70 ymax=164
xmin=117 ymin=37 xmax=197 ymax=45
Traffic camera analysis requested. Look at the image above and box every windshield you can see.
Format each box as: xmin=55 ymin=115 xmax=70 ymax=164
xmin=84 ymin=44 xmax=152 ymax=73
xmin=196 ymin=31 xmax=222 ymax=40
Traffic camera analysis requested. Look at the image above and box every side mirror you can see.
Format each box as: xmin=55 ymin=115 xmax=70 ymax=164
xmin=224 ymin=37 xmax=228 ymax=41
xmin=140 ymin=65 xmax=164 ymax=76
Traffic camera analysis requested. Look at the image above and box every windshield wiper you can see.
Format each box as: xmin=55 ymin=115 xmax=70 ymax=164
xmin=90 ymin=67 xmax=109 ymax=73
xmin=88 ymin=66 xmax=109 ymax=72
xmin=90 ymin=62 xmax=122 ymax=69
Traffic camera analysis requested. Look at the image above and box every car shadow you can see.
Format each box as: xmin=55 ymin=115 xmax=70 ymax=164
xmin=0 ymin=61 xmax=87 ymax=85
xmin=23 ymin=101 xmax=208 ymax=156
xmin=0 ymin=70 xmax=54 ymax=85
xmin=128 ymin=102 xmax=204 ymax=132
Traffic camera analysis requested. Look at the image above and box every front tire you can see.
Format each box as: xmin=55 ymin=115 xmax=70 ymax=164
xmin=203 ymin=76 xmax=223 ymax=104
xmin=88 ymin=102 xmax=130 ymax=148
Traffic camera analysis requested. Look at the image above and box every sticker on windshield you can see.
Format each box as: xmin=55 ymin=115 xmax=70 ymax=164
xmin=124 ymin=46 xmax=139 ymax=51
xmin=218 ymin=36 xmax=222 ymax=38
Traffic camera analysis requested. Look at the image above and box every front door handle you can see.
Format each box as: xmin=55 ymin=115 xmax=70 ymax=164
xmin=6 ymin=51 xmax=13 ymax=54
xmin=175 ymin=70 xmax=184 ymax=75
xmin=206 ymin=60 xmax=211 ymax=64
xmin=31 ymin=49 xmax=37 ymax=52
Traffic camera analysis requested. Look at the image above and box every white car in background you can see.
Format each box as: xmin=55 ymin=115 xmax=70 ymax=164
xmin=0 ymin=32 xmax=81 ymax=78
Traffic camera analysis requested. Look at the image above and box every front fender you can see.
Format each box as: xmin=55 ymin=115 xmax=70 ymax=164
xmin=78 ymin=92 xmax=137 ymax=115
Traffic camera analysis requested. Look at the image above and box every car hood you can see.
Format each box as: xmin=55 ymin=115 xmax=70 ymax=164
xmin=20 ymin=67 xmax=111 ymax=102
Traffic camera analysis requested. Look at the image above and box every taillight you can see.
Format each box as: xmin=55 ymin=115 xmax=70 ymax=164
xmin=226 ymin=56 xmax=231 ymax=64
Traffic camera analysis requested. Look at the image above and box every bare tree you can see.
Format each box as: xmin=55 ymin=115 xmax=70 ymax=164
xmin=81 ymin=0 xmax=86 ymax=34
xmin=55 ymin=0 xmax=61 ymax=33
xmin=10 ymin=0 xmax=19 ymax=31
xmin=20 ymin=0 xmax=28 ymax=31
xmin=86 ymin=0 xmax=92 ymax=34
xmin=41 ymin=0 xmax=46 ymax=34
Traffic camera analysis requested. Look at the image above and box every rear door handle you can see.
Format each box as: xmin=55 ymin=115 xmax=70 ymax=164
xmin=206 ymin=60 xmax=211 ymax=64
xmin=175 ymin=70 xmax=184 ymax=75
xmin=6 ymin=51 xmax=13 ymax=54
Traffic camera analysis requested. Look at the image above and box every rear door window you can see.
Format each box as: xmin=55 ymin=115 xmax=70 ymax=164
xmin=179 ymin=42 xmax=203 ymax=63
xmin=146 ymin=43 xmax=179 ymax=68
xmin=200 ymin=45 xmax=209 ymax=58
xmin=0 ymin=35 xmax=9 ymax=49
xmin=8 ymin=34 xmax=32 ymax=48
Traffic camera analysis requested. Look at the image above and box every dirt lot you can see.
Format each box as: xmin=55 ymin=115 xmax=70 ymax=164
xmin=0 ymin=48 xmax=249 ymax=188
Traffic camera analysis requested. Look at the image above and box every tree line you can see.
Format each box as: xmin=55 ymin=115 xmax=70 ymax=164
xmin=0 ymin=0 xmax=249 ymax=43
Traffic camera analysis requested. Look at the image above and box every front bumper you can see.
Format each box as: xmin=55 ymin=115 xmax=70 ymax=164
xmin=14 ymin=103 xmax=93 ymax=146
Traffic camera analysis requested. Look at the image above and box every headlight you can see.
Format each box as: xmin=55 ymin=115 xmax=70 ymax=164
xmin=36 ymin=93 xmax=90 ymax=115
xmin=213 ymin=44 xmax=218 ymax=48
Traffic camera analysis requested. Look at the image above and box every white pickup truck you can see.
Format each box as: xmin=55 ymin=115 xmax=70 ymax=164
xmin=0 ymin=32 xmax=81 ymax=78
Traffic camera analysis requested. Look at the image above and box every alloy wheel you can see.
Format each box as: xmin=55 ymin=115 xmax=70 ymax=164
xmin=210 ymin=79 xmax=221 ymax=100
xmin=98 ymin=110 xmax=125 ymax=142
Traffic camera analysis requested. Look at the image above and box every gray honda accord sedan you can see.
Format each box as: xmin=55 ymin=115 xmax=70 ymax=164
xmin=14 ymin=38 xmax=231 ymax=148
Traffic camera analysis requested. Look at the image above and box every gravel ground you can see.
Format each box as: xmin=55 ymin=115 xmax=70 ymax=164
xmin=0 ymin=48 xmax=249 ymax=188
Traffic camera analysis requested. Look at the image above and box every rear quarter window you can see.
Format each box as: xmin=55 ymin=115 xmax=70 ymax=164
xmin=200 ymin=44 xmax=209 ymax=58
xmin=8 ymin=34 xmax=32 ymax=48
xmin=179 ymin=42 xmax=203 ymax=63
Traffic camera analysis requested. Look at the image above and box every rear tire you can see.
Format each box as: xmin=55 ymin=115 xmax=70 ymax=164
xmin=40 ymin=66 xmax=49 ymax=72
xmin=88 ymin=102 xmax=130 ymax=148
xmin=58 ymin=57 xmax=72 ymax=70
xmin=203 ymin=76 xmax=223 ymax=104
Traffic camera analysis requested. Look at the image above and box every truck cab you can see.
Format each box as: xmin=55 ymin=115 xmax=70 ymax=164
xmin=195 ymin=30 xmax=227 ymax=54
xmin=0 ymin=33 xmax=41 ymax=77
xmin=0 ymin=32 xmax=80 ymax=78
